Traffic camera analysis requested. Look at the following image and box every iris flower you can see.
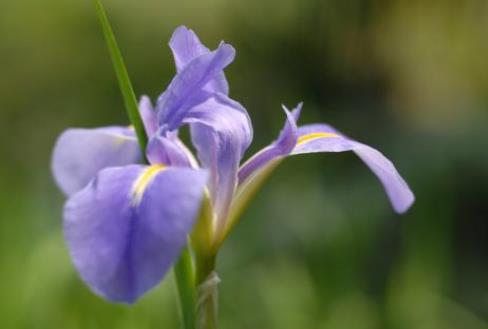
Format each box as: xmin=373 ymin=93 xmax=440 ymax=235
xmin=52 ymin=26 xmax=414 ymax=304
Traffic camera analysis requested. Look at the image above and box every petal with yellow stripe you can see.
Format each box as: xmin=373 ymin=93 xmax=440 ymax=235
xmin=237 ymin=111 xmax=414 ymax=217
xmin=293 ymin=124 xmax=414 ymax=213
xmin=64 ymin=164 xmax=208 ymax=303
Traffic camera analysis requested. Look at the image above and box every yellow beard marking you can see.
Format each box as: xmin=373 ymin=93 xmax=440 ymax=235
xmin=296 ymin=132 xmax=340 ymax=145
xmin=131 ymin=164 xmax=166 ymax=205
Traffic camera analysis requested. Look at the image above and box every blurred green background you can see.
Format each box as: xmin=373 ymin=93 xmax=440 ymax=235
xmin=1 ymin=0 xmax=487 ymax=328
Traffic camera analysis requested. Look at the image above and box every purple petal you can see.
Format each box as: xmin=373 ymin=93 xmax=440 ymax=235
xmin=139 ymin=96 xmax=158 ymax=138
xmin=293 ymin=124 xmax=415 ymax=213
xmin=290 ymin=103 xmax=302 ymax=122
xmin=238 ymin=104 xmax=301 ymax=183
xmin=146 ymin=134 xmax=197 ymax=167
xmin=184 ymin=94 xmax=252 ymax=229
xmin=169 ymin=26 xmax=229 ymax=94
xmin=278 ymin=104 xmax=301 ymax=152
xmin=169 ymin=26 xmax=209 ymax=71
xmin=52 ymin=127 xmax=141 ymax=196
xmin=157 ymin=42 xmax=235 ymax=130
xmin=296 ymin=123 xmax=340 ymax=135
xmin=64 ymin=164 xmax=208 ymax=303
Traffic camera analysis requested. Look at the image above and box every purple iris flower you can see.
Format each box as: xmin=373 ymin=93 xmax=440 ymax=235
xmin=52 ymin=26 xmax=414 ymax=304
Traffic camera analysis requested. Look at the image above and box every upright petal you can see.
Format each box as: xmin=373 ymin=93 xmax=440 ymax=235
xmin=169 ymin=26 xmax=209 ymax=71
xmin=146 ymin=134 xmax=198 ymax=168
xmin=238 ymin=104 xmax=301 ymax=183
xmin=157 ymin=42 xmax=235 ymax=130
xmin=139 ymin=96 xmax=158 ymax=138
xmin=64 ymin=164 xmax=208 ymax=303
xmin=52 ymin=127 xmax=141 ymax=196
xmin=184 ymin=94 xmax=252 ymax=232
xmin=169 ymin=26 xmax=229 ymax=94
xmin=293 ymin=124 xmax=415 ymax=213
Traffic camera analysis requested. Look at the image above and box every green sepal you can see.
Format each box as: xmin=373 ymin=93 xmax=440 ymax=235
xmin=191 ymin=192 xmax=216 ymax=258
xmin=216 ymin=157 xmax=284 ymax=249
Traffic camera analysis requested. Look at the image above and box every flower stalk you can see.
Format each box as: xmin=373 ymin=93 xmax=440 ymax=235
xmin=174 ymin=246 xmax=197 ymax=329
xmin=195 ymin=254 xmax=218 ymax=329
xmin=192 ymin=194 xmax=220 ymax=329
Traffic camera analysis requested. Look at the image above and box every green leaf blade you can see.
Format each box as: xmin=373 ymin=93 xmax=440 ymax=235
xmin=93 ymin=0 xmax=148 ymax=155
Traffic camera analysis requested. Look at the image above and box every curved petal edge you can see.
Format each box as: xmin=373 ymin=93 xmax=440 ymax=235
xmin=52 ymin=127 xmax=141 ymax=196
xmin=63 ymin=165 xmax=208 ymax=303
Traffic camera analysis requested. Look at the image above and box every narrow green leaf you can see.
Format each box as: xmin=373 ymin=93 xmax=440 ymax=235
xmin=93 ymin=0 xmax=148 ymax=154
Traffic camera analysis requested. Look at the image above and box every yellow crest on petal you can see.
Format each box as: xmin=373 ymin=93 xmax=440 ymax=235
xmin=131 ymin=164 xmax=166 ymax=205
xmin=296 ymin=132 xmax=340 ymax=146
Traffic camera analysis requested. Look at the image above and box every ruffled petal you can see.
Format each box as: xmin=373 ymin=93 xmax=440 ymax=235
xmin=64 ymin=164 xmax=208 ymax=303
xmin=157 ymin=42 xmax=235 ymax=130
xmin=293 ymin=124 xmax=415 ymax=213
xmin=184 ymin=94 xmax=252 ymax=230
xmin=52 ymin=127 xmax=141 ymax=196
xmin=169 ymin=26 xmax=229 ymax=94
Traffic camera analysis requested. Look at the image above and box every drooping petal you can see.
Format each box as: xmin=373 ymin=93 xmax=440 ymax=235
xmin=295 ymin=123 xmax=340 ymax=135
xmin=184 ymin=93 xmax=252 ymax=231
xmin=238 ymin=104 xmax=301 ymax=183
xmin=293 ymin=124 xmax=414 ymax=213
xmin=139 ymin=96 xmax=158 ymax=138
xmin=64 ymin=164 xmax=208 ymax=303
xmin=52 ymin=127 xmax=141 ymax=196
xmin=236 ymin=108 xmax=414 ymax=214
xmin=157 ymin=42 xmax=235 ymax=130
xmin=146 ymin=134 xmax=197 ymax=168
xmin=169 ymin=26 xmax=229 ymax=94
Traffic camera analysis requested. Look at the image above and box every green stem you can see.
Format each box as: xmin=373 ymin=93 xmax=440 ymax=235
xmin=174 ymin=245 xmax=197 ymax=329
xmin=195 ymin=254 xmax=218 ymax=329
